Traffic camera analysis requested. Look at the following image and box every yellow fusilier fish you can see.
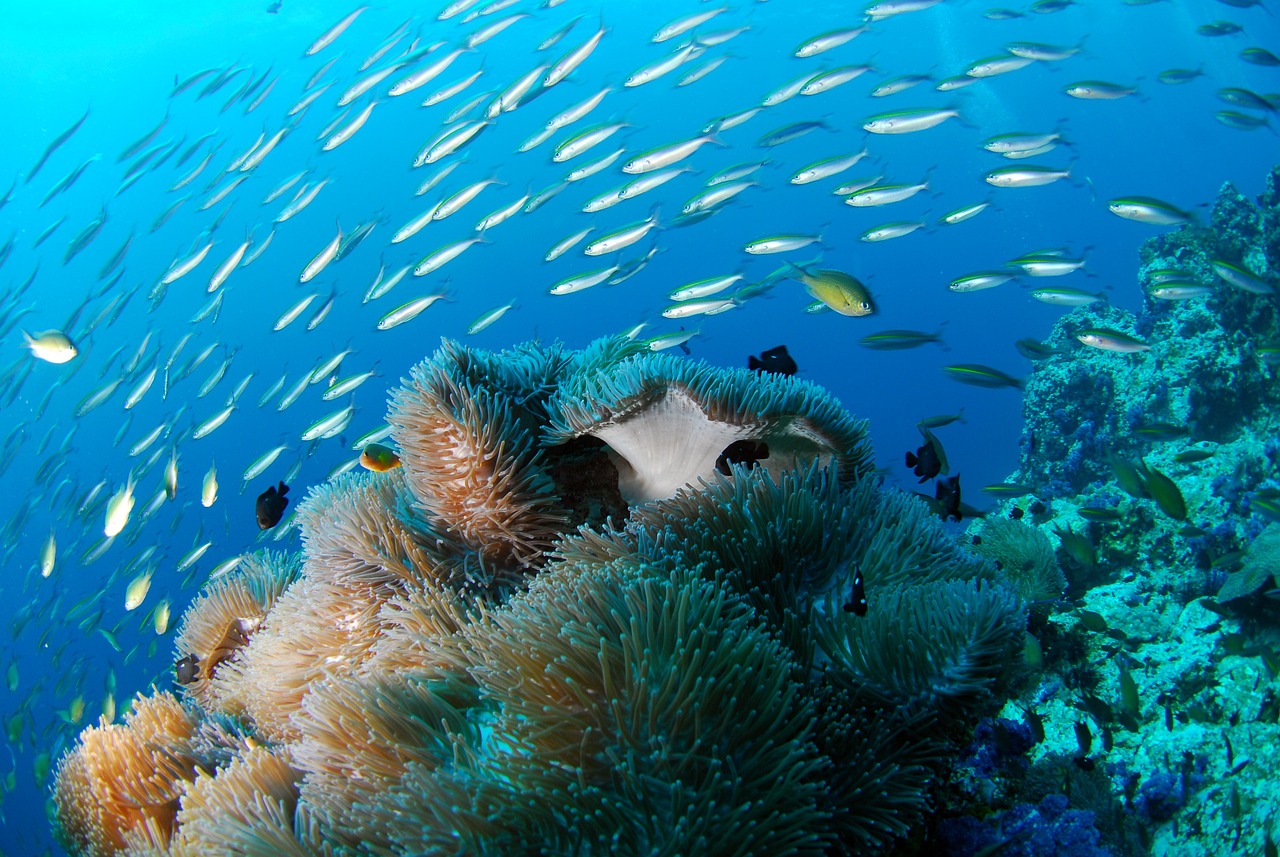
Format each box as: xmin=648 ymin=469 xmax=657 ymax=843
xmin=40 ymin=531 xmax=55 ymax=578
xmin=164 ymin=450 xmax=178 ymax=500
xmin=154 ymin=599 xmax=170 ymax=635
xmin=202 ymin=462 xmax=218 ymax=507
xmin=23 ymin=329 xmax=78 ymax=364
xmin=786 ymin=264 xmax=877 ymax=316
xmin=124 ymin=569 xmax=152 ymax=611
xmin=103 ymin=477 xmax=135 ymax=537
xmin=359 ymin=442 xmax=402 ymax=472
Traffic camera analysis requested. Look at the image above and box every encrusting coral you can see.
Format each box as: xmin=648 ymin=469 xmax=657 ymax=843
xmin=53 ymin=336 xmax=1027 ymax=857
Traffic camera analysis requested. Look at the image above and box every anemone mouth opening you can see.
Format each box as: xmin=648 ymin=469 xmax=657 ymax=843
xmin=589 ymin=386 xmax=758 ymax=504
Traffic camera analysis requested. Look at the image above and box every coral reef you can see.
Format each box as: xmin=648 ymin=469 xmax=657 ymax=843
xmin=52 ymin=336 xmax=1026 ymax=856
xmin=970 ymin=167 xmax=1280 ymax=857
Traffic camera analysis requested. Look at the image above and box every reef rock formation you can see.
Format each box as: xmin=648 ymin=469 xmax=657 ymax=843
xmin=54 ymin=336 xmax=1025 ymax=856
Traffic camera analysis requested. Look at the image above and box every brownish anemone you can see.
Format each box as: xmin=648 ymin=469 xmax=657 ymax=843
xmin=389 ymin=339 xmax=574 ymax=577
xmin=170 ymin=746 xmax=322 ymax=857
xmin=53 ymin=693 xmax=202 ymax=855
xmin=172 ymin=551 xmax=300 ymax=717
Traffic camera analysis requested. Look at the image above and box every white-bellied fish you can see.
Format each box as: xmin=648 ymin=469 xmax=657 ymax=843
xmin=1065 ymin=80 xmax=1139 ymax=99
xmin=1107 ymin=196 xmax=1195 ymax=225
xmin=275 ymin=179 xmax=329 ymax=223
xmin=390 ymin=47 xmax=468 ymax=97
xmin=1031 ymin=286 xmax=1107 ymax=306
xmin=1076 ymin=328 xmax=1151 ymax=353
xmin=300 ymin=224 xmax=343 ymax=283
xmin=243 ymin=445 xmax=288 ymax=484
xmin=950 ymin=271 xmax=1015 ymax=292
xmin=201 ymin=462 xmax=218 ymax=506
xmin=207 ymin=238 xmax=251 ymax=292
xmin=681 ymin=180 xmax=756 ymax=215
xmin=545 ymin=227 xmax=594 ymax=261
xmin=302 ymin=405 xmax=355 ymax=442
xmin=583 ymin=210 xmax=661 ymax=255
xmin=306 ymin=6 xmax=368 ymax=56
xmin=844 ymin=180 xmax=931 ymax=207
xmin=434 ymin=178 xmax=503 ymax=220
xmin=553 ymin=122 xmax=629 ymax=162
xmin=548 ymin=266 xmax=619 ymax=295
xmin=322 ymin=101 xmax=375 ymax=150
xmin=661 ymin=298 xmax=738 ymax=318
xmin=939 ymin=201 xmax=992 ymax=225
xmin=801 ymin=65 xmax=874 ymax=95
xmin=623 ymin=135 xmax=721 ymax=174
xmin=744 ymin=234 xmax=824 ymax=255
xmin=161 ymin=240 xmax=214 ymax=284
xmin=40 ymin=532 xmax=55 ymax=578
xmin=985 ymin=165 xmax=1074 ymax=188
xmin=376 ymin=291 xmax=451 ymax=329
xmin=864 ymin=107 xmax=962 ymax=134
xmin=1212 ymin=260 xmax=1272 ymax=294
xmin=365 ymin=263 xmax=412 ymax=301
xmin=669 ymin=274 xmax=744 ymax=301
xmin=544 ymin=25 xmax=607 ymax=87
xmin=274 ymin=294 xmax=319 ymax=330
xmin=192 ymin=405 xmax=235 ymax=439
xmin=414 ymin=236 xmax=487 ymax=276
xmin=323 ymin=368 xmax=377 ymax=400
xmin=467 ymin=300 xmax=517 ymax=334
xmin=861 ymin=221 xmax=927 ymax=242
xmin=791 ymin=150 xmax=869 ymax=184
xmin=795 ymin=27 xmax=868 ymax=57
xmin=566 ymin=147 xmax=625 ymax=181
xmin=624 ymin=42 xmax=698 ymax=88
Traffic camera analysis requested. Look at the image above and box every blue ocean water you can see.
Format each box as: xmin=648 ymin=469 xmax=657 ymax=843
xmin=0 ymin=0 xmax=1275 ymax=852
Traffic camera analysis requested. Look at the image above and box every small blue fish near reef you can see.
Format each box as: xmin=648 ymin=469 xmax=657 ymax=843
xmin=748 ymin=345 xmax=797 ymax=376
xmin=256 ymin=481 xmax=289 ymax=529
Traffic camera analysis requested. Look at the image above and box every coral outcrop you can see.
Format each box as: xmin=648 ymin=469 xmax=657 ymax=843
xmin=965 ymin=167 xmax=1280 ymax=857
xmin=53 ymin=336 xmax=1025 ymax=856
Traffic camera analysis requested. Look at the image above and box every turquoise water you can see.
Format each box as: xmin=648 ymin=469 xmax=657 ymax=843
xmin=0 ymin=0 xmax=1276 ymax=852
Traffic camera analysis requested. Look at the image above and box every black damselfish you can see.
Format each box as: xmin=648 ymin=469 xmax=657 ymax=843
xmin=256 ymin=480 xmax=290 ymax=530
xmin=748 ymin=345 xmax=798 ymax=376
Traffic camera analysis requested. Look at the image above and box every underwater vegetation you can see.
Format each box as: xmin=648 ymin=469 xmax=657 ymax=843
xmin=53 ymin=335 xmax=1035 ymax=855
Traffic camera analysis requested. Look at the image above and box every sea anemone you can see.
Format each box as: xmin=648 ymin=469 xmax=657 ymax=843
xmin=169 ymin=746 xmax=321 ymax=857
xmin=361 ymin=559 xmax=833 ymax=855
xmin=172 ymin=550 xmax=300 ymax=717
xmin=294 ymin=468 xmax=454 ymax=598
xmin=53 ymin=692 xmax=201 ymax=855
xmin=545 ymin=342 xmax=873 ymax=503
xmin=971 ymin=517 xmax=1066 ymax=607
xmin=54 ymin=335 xmax=1029 ymax=856
xmin=389 ymin=339 xmax=575 ymax=576
xmin=818 ymin=578 xmax=1026 ymax=717
xmin=211 ymin=573 xmax=385 ymax=743
xmin=291 ymin=668 xmax=481 ymax=852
